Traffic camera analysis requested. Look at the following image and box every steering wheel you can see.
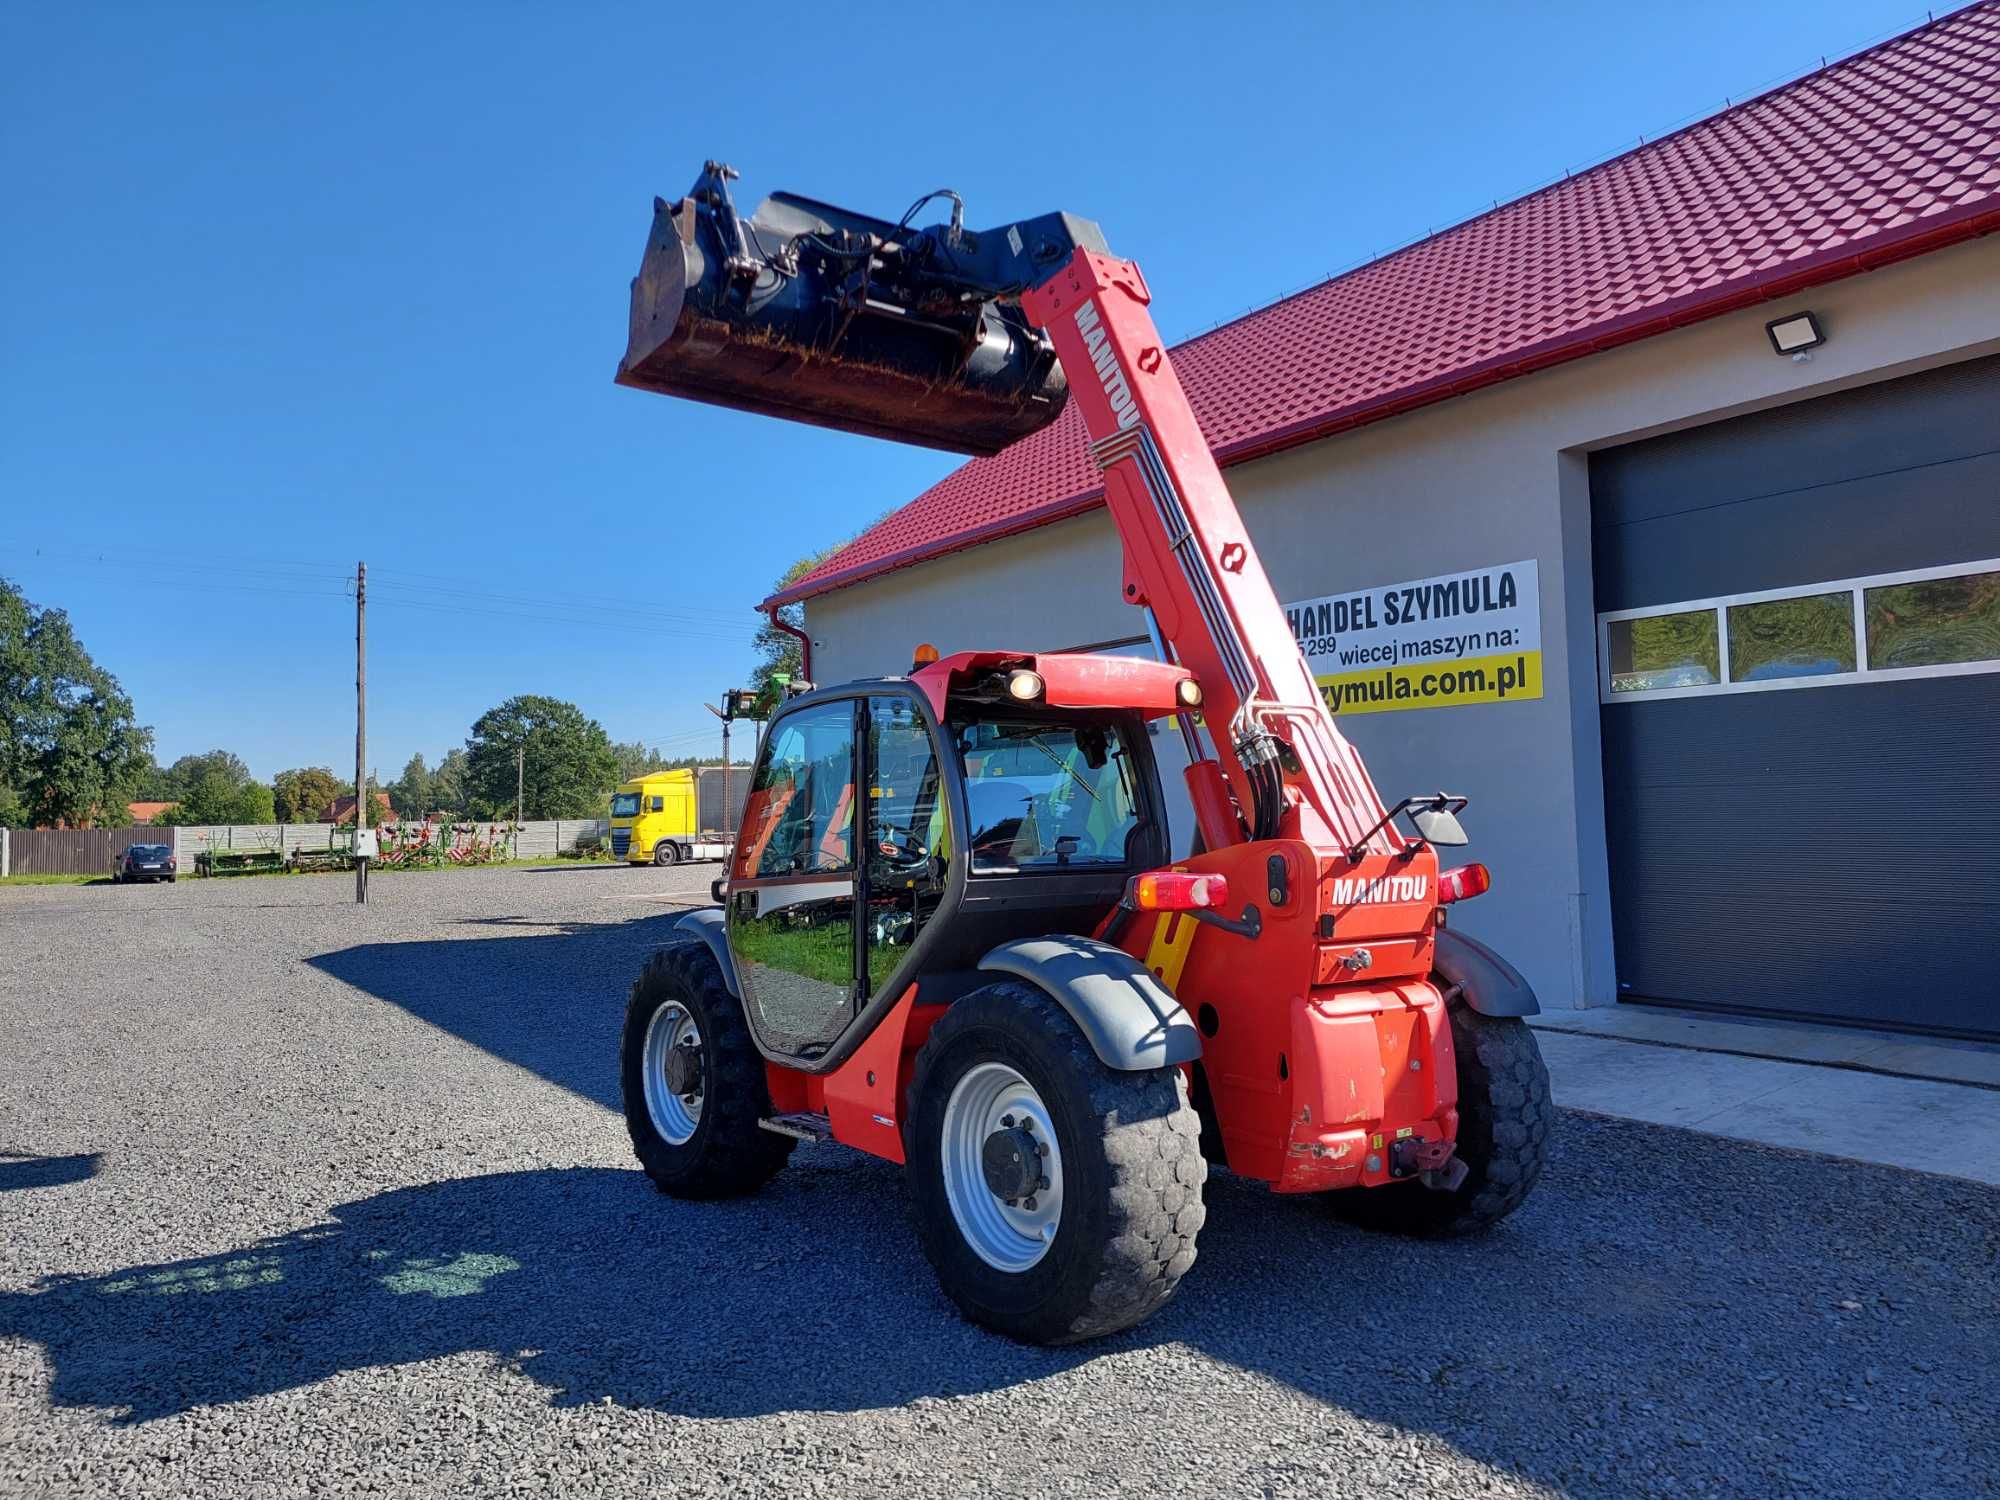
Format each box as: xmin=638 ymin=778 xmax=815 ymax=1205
xmin=874 ymin=826 xmax=930 ymax=865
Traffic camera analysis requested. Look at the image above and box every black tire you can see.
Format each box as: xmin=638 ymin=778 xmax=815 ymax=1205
xmin=620 ymin=940 xmax=793 ymax=1198
xmin=653 ymin=841 xmax=680 ymax=867
xmin=906 ymin=981 xmax=1206 ymax=1345
xmin=1326 ymin=1002 xmax=1551 ymax=1237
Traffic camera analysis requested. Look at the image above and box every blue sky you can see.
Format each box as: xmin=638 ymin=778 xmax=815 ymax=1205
xmin=0 ymin=0 xmax=1928 ymax=781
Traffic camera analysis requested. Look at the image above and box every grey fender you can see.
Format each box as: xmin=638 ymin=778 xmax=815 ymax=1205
xmin=1433 ymin=926 xmax=1540 ymax=1017
xmin=673 ymin=907 xmax=741 ymax=996
xmin=978 ymin=935 xmax=1202 ymax=1072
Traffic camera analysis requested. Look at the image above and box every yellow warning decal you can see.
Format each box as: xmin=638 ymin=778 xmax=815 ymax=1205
xmin=1142 ymin=911 xmax=1199 ymax=992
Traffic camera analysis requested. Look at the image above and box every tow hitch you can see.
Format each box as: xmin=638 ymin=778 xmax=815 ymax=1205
xmin=1388 ymin=1135 xmax=1468 ymax=1192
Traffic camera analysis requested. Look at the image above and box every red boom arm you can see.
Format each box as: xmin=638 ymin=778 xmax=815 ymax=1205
xmin=1021 ymin=251 xmax=1393 ymax=859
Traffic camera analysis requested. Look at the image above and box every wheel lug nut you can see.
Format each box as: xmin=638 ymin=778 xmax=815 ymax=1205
xmin=1005 ymin=1198 xmax=1017 ymax=1207
xmin=1037 ymin=1176 xmax=1050 ymax=1191
xmin=1023 ymin=1196 xmax=1037 ymax=1211
xmin=1001 ymin=1114 xmax=1015 ymax=1128
xmin=1036 ymin=1142 xmax=1048 ymax=1157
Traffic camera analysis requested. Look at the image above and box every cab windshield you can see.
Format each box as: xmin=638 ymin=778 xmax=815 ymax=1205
xmin=953 ymin=717 xmax=1142 ymax=872
xmin=610 ymin=792 xmax=641 ymax=818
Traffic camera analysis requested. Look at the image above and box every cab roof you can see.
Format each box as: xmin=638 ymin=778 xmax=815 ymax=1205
xmin=908 ymin=650 xmax=1194 ymax=717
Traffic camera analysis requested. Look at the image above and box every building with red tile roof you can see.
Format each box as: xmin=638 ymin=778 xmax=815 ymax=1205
xmin=745 ymin=6 xmax=2000 ymax=1040
xmin=775 ymin=5 xmax=2000 ymax=608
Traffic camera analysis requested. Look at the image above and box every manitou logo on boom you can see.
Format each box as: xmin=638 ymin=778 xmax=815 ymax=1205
xmin=1329 ymin=873 xmax=1430 ymax=906
xmin=1074 ymin=301 xmax=1142 ymax=430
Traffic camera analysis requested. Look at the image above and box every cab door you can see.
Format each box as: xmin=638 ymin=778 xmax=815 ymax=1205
xmin=726 ymin=698 xmax=862 ymax=1061
xmin=725 ymin=691 xmax=961 ymax=1069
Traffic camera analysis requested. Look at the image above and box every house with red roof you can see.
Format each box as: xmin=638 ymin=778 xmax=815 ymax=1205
xmin=766 ymin=6 xmax=2000 ymax=1038
xmin=320 ymin=792 xmax=394 ymax=824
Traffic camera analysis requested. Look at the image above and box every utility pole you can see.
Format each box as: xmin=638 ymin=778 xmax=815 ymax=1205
xmin=704 ymin=701 xmax=731 ymax=846
xmin=354 ymin=561 xmax=369 ymax=904
xmin=515 ymin=743 xmax=525 ymax=858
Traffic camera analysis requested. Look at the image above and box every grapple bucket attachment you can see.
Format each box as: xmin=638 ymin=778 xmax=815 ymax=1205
xmin=615 ymin=164 xmax=1105 ymax=455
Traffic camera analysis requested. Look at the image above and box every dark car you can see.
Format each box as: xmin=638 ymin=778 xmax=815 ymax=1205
xmin=116 ymin=843 xmax=177 ymax=883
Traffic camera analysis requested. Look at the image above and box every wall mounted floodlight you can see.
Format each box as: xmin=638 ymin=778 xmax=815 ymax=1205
xmin=1766 ymin=311 xmax=1825 ymax=356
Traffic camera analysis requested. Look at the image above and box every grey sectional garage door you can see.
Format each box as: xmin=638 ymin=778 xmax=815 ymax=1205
xmin=1590 ymin=354 xmax=2000 ymax=1039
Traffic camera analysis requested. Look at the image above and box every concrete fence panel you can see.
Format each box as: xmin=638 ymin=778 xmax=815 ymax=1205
xmin=0 ymin=818 xmax=615 ymax=879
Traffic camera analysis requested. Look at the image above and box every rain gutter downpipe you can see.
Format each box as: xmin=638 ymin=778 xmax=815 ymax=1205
xmin=766 ymin=603 xmax=813 ymax=686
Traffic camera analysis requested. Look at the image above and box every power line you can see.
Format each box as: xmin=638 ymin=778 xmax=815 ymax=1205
xmin=7 ymin=540 xmax=763 ymax=645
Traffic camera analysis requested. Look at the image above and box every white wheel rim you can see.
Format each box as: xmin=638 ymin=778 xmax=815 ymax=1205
xmin=641 ymin=1001 xmax=703 ymax=1144
xmin=940 ymin=1062 xmax=1064 ymax=1272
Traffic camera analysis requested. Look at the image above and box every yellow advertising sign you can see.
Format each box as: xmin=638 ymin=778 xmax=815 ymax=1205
xmin=1287 ymin=560 xmax=1544 ymax=716
xmin=1316 ymin=649 xmax=1544 ymax=716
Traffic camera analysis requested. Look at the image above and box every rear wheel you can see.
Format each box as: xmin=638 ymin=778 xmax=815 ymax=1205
xmin=653 ymin=841 xmax=681 ymax=867
xmin=620 ymin=941 xmax=792 ymax=1198
xmin=1327 ymin=1002 xmax=1551 ymax=1237
xmin=907 ymin=982 xmax=1205 ymax=1345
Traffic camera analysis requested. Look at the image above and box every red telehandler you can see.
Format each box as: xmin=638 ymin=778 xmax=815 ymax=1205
xmin=615 ymin=164 xmax=1552 ymax=1344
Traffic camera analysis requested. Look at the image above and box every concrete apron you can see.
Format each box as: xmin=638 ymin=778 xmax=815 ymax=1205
xmin=1528 ymin=1006 xmax=2000 ymax=1188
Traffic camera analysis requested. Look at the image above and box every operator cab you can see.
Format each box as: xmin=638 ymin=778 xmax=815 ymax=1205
xmin=722 ymin=650 xmax=1195 ymax=1072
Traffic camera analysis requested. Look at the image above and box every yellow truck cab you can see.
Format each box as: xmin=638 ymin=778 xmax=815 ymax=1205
xmin=610 ymin=768 xmax=737 ymax=867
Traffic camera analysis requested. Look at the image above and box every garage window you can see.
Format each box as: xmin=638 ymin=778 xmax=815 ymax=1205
xmin=1727 ymin=592 xmax=1855 ymax=682
xmin=1606 ymin=610 xmax=1719 ymax=693
xmin=1864 ymin=570 xmax=2000 ymax=669
xmin=1599 ymin=559 xmax=2000 ymax=701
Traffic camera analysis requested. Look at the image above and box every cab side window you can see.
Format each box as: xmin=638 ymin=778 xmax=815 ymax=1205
xmin=864 ymin=696 xmax=949 ymax=994
xmin=735 ymin=705 xmax=858 ymax=881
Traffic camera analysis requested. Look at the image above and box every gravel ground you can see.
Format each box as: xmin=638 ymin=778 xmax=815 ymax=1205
xmin=2 ymin=865 xmax=1995 ymax=1499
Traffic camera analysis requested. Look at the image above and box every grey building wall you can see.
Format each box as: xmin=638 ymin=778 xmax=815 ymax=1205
xmin=801 ymin=235 xmax=2000 ymax=1011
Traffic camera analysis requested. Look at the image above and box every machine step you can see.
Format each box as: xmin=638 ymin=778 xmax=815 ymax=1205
xmin=758 ymin=1112 xmax=831 ymax=1143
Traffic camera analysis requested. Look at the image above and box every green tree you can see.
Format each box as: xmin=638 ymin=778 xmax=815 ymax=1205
xmin=148 ymin=751 xmax=252 ymax=805
xmin=465 ymin=695 xmax=618 ymax=820
xmin=272 ymin=766 xmax=341 ymax=823
xmin=157 ymin=766 xmax=275 ymax=826
xmin=390 ymin=753 xmax=434 ymax=818
xmin=751 ymin=517 xmax=892 ymax=695
xmin=0 ymin=578 xmax=153 ymax=826
xmin=610 ymin=740 xmax=668 ymax=784
xmin=430 ymin=748 xmax=471 ymax=816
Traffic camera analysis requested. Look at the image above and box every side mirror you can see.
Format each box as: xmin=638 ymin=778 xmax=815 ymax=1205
xmin=1347 ymin=792 xmax=1470 ymax=862
xmin=1409 ymin=803 xmax=1468 ymax=847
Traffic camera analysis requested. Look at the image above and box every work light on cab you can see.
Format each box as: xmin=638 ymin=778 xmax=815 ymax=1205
xmin=1175 ymin=678 xmax=1202 ymax=708
xmin=1006 ymin=669 xmax=1045 ymax=701
xmin=1127 ymin=870 xmax=1230 ymax=912
xmin=1438 ymin=863 xmax=1492 ymax=904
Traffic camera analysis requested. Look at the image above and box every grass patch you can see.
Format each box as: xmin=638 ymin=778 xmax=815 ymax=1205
xmin=0 ymin=872 xmax=104 ymax=886
xmin=733 ymin=920 xmax=855 ymax=988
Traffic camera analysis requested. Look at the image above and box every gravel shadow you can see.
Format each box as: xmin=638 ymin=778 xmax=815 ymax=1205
xmin=306 ymin=916 xmax=687 ymax=1109
xmin=0 ymin=1152 xmax=100 ymax=1192
xmin=262 ymin=915 xmax=2000 ymax=1495
xmin=3 ymin=1118 xmax=1994 ymax=1497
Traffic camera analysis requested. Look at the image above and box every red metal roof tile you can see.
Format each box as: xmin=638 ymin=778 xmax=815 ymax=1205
xmin=772 ymin=4 xmax=2000 ymax=608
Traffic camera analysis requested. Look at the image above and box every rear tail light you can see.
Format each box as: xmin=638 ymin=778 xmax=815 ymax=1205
xmin=1437 ymin=863 xmax=1491 ymax=904
xmin=1126 ymin=869 xmax=1229 ymax=912
xmin=167 ymin=857 xmax=177 ymax=869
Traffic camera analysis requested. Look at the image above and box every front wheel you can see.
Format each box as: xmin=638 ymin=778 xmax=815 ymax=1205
xmin=907 ymin=981 xmax=1206 ymax=1345
xmin=1326 ymin=1003 xmax=1551 ymax=1237
xmin=620 ymin=941 xmax=793 ymax=1198
xmin=652 ymin=841 xmax=680 ymax=867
